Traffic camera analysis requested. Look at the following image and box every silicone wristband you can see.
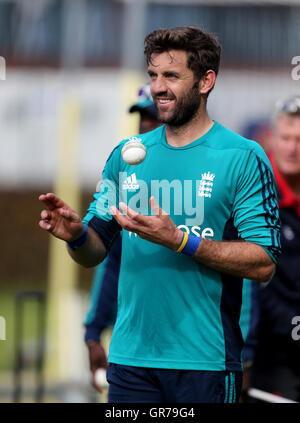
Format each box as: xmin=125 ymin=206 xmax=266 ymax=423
xmin=67 ymin=225 xmax=88 ymax=250
xmin=181 ymin=235 xmax=202 ymax=256
xmin=176 ymin=232 xmax=189 ymax=253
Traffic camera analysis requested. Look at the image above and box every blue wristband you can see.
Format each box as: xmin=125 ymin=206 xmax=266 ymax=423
xmin=181 ymin=235 xmax=202 ymax=256
xmin=67 ymin=225 xmax=88 ymax=250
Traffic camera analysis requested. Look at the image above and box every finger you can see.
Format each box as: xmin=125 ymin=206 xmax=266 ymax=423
xmin=40 ymin=209 xmax=51 ymax=220
xmin=110 ymin=205 xmax=121 ymax=217
xmin=109 ymin=205 xmax=118 ymax=216
xmin=111 ymin=206 xmax=141 ymax=232
xmin=149 ymin=196 xmax=167 ymax=216
xmin=39 ymin=195 xmax=54 ymax=211
xmin=58 ymin=208 xmax=70 ymax=219
xmin=119 ymin=202 xmax=146 ymax=224
xmin=38 ymin=220 xmax=51 ymax=231
xmin=39 ymin=193 xmax=65 ymax=211
xmin=39 ymin=195 xmax=57 ymax=211
xmin=111 ymin=206 xmax=131 ymax=227
xmin=57 ymin=207 xmax=79 ymax=222
xmin=119 ymin=202 xmax=137 ymax=218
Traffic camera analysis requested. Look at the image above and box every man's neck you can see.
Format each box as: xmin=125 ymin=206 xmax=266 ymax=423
xmin=165 ymin=110 xmax=214 ymax=148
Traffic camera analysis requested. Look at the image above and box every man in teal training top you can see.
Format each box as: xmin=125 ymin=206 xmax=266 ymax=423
xmin=39 ymin=26 xmax=281 ymax=403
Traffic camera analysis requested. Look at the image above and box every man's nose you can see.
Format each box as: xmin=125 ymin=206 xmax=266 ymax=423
xmin=287 ymin=139 xmax=298 ymax=155
xmin=151 ymin=77 xmax=167 ymax=95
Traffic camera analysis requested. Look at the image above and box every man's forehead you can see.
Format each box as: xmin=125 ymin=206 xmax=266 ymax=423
xmin=148 ymin=50 xmax=188 ymax=69
xmin=277 ymin=114 xmax=300 ymax=127
xmin=275 ymin=114 xmax=300 ymax=134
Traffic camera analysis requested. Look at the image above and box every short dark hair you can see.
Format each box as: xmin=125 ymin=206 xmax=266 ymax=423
xmin=144 ymin=26 xmax=221 ymax=82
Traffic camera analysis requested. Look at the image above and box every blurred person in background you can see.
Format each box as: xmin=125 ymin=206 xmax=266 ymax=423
xmin=84 ymin=85 xmax=160 ymax=393
xmin=242 ymin=96 xmax=300 ymax=402
xmin=241 ymin=120 xmax=273 ymax=155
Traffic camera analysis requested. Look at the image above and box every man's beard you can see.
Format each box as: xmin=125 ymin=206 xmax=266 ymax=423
xmin=155 ymin=83 xmax=202 ymax=127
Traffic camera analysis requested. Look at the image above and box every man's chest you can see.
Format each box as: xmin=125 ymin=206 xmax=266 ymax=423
xmin=119 ymin=148 xmax=236 ymax=233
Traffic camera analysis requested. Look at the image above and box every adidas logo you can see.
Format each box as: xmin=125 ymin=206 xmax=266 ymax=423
xmin=123 ymin=173 xmax=139 ymax=190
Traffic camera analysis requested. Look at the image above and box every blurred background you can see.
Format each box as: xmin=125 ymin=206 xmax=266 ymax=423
xmin=0 ymin=0 xmax=299 ymax=403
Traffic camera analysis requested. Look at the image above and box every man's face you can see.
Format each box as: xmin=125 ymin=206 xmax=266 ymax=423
xmin=147 ymin=50 xmax=201 ymax=127
xmin=273 ymin=114 xmax=300 ymax=176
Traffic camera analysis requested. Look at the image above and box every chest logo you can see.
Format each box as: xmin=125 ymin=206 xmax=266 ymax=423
xmin=123 ymin=173 xmax=139 ymax=190
xmin=197 ymin=172 xmax=215 ymax=198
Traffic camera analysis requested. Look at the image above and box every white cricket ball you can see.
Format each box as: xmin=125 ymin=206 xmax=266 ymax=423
xmin=94 ymin=368 xmax=108 ymax=388
xmin=121 ymin=138 xmax=147 ymax=165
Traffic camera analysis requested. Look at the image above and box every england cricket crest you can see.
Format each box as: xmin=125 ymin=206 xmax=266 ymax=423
xmin=197 ymin=171 xmax=215 ymax=198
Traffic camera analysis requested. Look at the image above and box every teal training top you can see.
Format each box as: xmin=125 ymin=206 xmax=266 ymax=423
xmin=83 ymin=121 xmax=281 ymax=371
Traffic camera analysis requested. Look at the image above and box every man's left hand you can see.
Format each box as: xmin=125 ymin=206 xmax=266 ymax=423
xmin=111 ymin=196 xmax=182 ymax=251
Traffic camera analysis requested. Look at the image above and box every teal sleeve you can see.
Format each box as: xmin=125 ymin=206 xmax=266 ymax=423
xmin=82 ymin=145 xmax=121 ymax=225
xmin=232 ymin=150 xmax=281 ymax=263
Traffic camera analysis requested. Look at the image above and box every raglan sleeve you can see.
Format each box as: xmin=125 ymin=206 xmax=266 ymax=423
xmin=232 ymin=148 xmax=281 ymax=263
xmin=82 ymin=145 xmax=122 ymax=252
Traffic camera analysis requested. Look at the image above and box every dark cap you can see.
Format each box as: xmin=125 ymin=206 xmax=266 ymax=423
xmin=129 ymin=84 xmax=158 ymax=118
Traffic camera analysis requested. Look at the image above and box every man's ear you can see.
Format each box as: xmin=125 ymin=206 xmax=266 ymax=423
xmin=199 ymin=70 xmax=216 ymax=95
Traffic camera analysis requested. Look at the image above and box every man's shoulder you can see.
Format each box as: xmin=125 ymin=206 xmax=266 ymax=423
xmin=212 ymin=121 xmax=270 ymax=165
xmin=128 ymin=125 xmax=164 ymax=147
xmin=110 ymin=125 xmax=164 ymax=156
xmin=213 ymin=122 xmax=261 ymax=151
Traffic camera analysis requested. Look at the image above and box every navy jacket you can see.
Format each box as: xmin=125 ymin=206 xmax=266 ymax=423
xmin=244 ymin=154 xmax=300 ymax=368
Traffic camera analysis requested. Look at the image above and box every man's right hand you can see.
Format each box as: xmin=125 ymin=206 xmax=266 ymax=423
xmin=86 ymin=341 xmax=108 ymax=393
xmin=39 ymin=193 xmax=84 ymax=242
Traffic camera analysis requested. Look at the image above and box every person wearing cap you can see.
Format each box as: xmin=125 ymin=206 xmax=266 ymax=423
xmin=84 ymin=85 xmax=161 ymax=393
xmin=242 ymin=96 xmax=300 ymax=401
xmin=129 ymin=84 xmax=160 ymax=134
